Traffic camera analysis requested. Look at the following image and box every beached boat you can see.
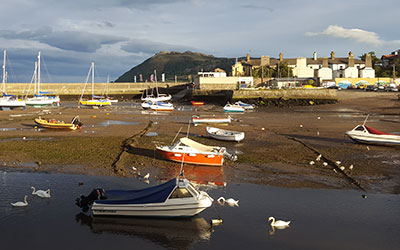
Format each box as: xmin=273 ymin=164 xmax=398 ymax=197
xmin=25 ymin=51 xmax=60 ymax=107
xmin=223 ymin=103 xmax=244 ymax=113
xmin=206 ymin=126 xmax=245 ymax=142
xmin=75 ymin=177 xmax=214 ymax=217
xmin=149 ymin=101 xmax=174 ymax=111
xmin=79 ymin=62 xmax=112 ymax=107
xmin=235 ymin=101 xmax=254 ymax=110
xmin=34 ymin=116 xmax=82 ymax=130
xmin=156 ymin=137 xmax=226 ymax=166
xmin=192 ymin=115 xmax=231 ymax=126
xmin=191 ymin=101 xmax=205 ymax=106
xmin=0 ymin=50 xmax=26 ymax=110
xmin=345 ymin=124 xmax=400 ymax=146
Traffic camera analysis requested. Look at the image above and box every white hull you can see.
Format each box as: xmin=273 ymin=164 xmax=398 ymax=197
xmin=346 ymin=131 xmax=400 ymax=145
xmin=192 ymin=116 xmax=231 ymax=126
xmin=26 ymin=96 xmax=59 ymax=106
xmin=206 ymin=126 xmax=245 ymax=142
xmin=223 ymin=104 xmax=244 ymax=112
xmin=345 ymin=125 xmax=400 ymax=146
xmin=142 ymin=95 xmax=172 ymax=102
xmin=0 ymin=97 xmax=26 ymax=108
xmin=92 ymin=199 xmax=211 ymax=217
xmin=235 ymin=101 xmax=254 ymax=110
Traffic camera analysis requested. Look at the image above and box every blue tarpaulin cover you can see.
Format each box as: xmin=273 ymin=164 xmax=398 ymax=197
xmin=96 ymin=178 xmax=177 ymax=205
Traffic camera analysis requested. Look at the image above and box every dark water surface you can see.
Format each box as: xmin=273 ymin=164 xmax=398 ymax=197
xmin=0 ymin=169 xmax=399 ymax=250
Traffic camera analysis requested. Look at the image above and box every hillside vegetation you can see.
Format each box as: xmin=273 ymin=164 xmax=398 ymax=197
xmin=115 ymin=51 xmax=236 ymax=82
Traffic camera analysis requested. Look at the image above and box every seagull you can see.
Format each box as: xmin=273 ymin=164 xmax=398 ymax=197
xmin=316 ymin=154 xmax=322 ymax=161
xmin=217 ymin=197 xmax=239 ymax=206
xmin=309 ymin=161 xmax=315 ymax=165
xmin=317 ymin=116 xmax=321 ymax=120
xmin=11 ymin=195 xmax=28 ymax=207
xmin=299 ymin=124 xmax=303 ymax=128
xmin=31 ymin=187 xmax=51 ymax=198
xmin=316 ymin=131 xmax=320 ymax=136
xmin=339 ymin=166 xmax=345 ymax=171
xmin=322 ymin=162 xmax=328 ymax=167
xmin=335 ymin=161 xmax=341 ymax=165
xmin=268 ymin=216 xmax=290 ymax=228
xmin=333 ymin=169 xmax=338 ymax=173
xmin=366 ymin=146 xmax=370 ymax=151
xmin=349 ymin=164 xmax=354 ymax=170
xmin=132 ymin=166 xmax=137 ymax=171
xmin=143 ymin=173 xmax=150 ymax=180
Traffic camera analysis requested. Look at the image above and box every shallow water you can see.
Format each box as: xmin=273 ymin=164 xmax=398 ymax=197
xmin=0 ymin=169 xmax=399 ymax=250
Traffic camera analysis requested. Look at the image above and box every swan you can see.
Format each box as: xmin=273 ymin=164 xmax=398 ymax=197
xmin=268 ymin=216 xmax=290 ymax=228
xmin=31 ymin=186 xmax=51 ymax=198
xmin=217 ymin=197 xmax=239 ymax=206
xmin=11 ymin=195 xmax=28 ymax=207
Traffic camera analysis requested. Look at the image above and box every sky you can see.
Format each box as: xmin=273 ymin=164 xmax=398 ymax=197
xmin=0 ymin=0 xmax=399 ymax=83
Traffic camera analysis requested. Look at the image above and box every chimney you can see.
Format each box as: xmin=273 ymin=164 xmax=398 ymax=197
xmin=348 ymin=51 xmax=354 ymax=67
xmin=365 ymin=53 xmax=372 ymax=68
xmin=330 ymin=51 xmax=335 ymax=60
xmin=313 ymin=51 xmax=317 ymax=60
xmin=322 ymin=57 xmax=328 ymax=68
xmin=261 ymin=56 xmax=270 ymax=66
xmin=246 ymin=53 xmax=250 ymax=62
xmin=279 ymin=52 xmax=283 ymax=62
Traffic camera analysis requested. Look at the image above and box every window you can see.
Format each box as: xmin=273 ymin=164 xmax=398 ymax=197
xmin=169 ymin=187 xmax=193 ymax=199
xmin=355 ymin=126 xmax=365 ymax=132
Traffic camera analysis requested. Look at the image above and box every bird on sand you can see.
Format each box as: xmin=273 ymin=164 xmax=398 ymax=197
xmin=11 ymin=195 xmax=28 ymax=207
xmin=268 ymin=216 xmax=290 ymax=228
xmin=322 ymin=162 xmax=328 ymax=167
xmin=143 ymin=173 xmax=150 ymax=180
xmin=132 ymin=166 xmax=137 ymax=171
xmin=349 ymin=164 xmax=354 ymax=170
xmin=335 ymin=161 xmax=341 ymax=165
xmin=309 ymin=161 xmax=315 ymax=166
xmin=339 ymin=166 xmax=345 ymax=171
xmin=316 ymin=154 xmax=322 ymax=161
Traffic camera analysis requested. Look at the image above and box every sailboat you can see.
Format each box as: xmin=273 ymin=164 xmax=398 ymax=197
xmin=25 ymin=51 xmax=60 ymax=107
xmin=0 ymin=50 xmax=26 ymax=110
xmin=79 ymin=62 xmax=111 ymax=107
xmin=103 ymin=75 xmax=118 ymax=104
xmin=141 ymin=70 xmax=171 ymax=102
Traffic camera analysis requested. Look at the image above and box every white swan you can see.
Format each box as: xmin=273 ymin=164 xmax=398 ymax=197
xmin=268 ymin=216 xmax=290 ymax=228
xmin=11 ymin=195 xmax=28 ymax=207
xmin=31 ymin=186 xmax=51 ymax=198
xmin=217 ymin=197 xmax=239 ymax=206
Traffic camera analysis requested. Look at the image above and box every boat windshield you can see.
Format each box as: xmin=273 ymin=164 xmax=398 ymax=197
xmin=169 ymin=187 xmax=194 ymax=199
xmin=354 ymin=125 xmax=366 ymax=132
xmin=187 ymin=183 xmax=199 ymax=197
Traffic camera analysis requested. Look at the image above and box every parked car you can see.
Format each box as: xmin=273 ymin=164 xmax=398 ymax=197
xmin=377 ymin=85 xmax=385 ymax=91
xmin=365 ymin=85 xmax=378 ymax=91
xmin=386 ymin=84 xmax=399 ymax=92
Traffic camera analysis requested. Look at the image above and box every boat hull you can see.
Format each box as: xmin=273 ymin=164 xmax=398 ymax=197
xmin=192 ymin=117 xmax=231 ymax=126
xmin=206 ymin=126 xmax=245 ymax=142
xmin=345 ymin=131 xmax=400 ymax=145
xmin=79 ymin=99 xmax=111 ymax=107
xmin=34 ymin=118 xmax=77 ymax=130
xmin=92 ymin=201 xmax=211 ymax=217
xmin=156 ymin=148 xmax=224 ymax=166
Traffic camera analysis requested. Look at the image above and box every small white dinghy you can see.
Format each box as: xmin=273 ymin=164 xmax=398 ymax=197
xmin=206 ymin=126 xmax=245 ymax=142
xmin=223 ymin=103 xmax=244 ymax=113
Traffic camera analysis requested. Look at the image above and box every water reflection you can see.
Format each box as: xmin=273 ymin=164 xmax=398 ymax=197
xmin=167 ymin=165 xmax=226 ymax=187
xmin=99 ymin=120 xmax=139 ymax=127
xmin=75 ymin=213 xmax=212 ymax=250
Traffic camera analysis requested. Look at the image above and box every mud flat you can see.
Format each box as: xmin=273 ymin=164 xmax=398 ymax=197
xmin=0 ymin=90 xmax=399 ymax=194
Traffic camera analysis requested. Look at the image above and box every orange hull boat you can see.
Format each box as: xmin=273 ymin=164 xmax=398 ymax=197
xmin=191 ymin=101 xmax=205 ymax=106
xmin=156 ymin=149 xmax=224 ymax=166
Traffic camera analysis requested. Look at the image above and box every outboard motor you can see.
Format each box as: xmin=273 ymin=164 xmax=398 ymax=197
xmin=75 ymin=188 xmax=107 ymax=212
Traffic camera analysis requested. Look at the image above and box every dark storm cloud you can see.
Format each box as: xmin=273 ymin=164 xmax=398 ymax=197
xmin=0 ymin=28 xmax=127 ymax=52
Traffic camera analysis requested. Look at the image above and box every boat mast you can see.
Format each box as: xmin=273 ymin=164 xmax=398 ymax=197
xmin=2 ymin=50 xmax=6 ymax=95
xmin=37 ymin=51 xmax=41 ymax=95
xmin=154 ymin=69 xmax=159 ymax=96
xmin=91 ymin=62 xmax=94 ymax=98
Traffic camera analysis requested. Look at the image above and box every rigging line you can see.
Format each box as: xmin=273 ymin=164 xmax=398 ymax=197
xmin=171 ymin=127 xmax=183 ymax=144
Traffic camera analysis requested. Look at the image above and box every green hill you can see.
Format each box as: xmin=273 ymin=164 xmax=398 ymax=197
xmin=115 ymin=51 xmax=236 ymax=82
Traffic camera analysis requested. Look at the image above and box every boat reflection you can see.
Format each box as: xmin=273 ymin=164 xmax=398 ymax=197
xmin=75 ymin=213 xmax=212 ymax=249
xmin=165 ymin=165 xmax=226 ymax=187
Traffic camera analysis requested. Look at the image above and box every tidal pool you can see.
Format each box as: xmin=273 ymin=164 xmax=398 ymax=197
xmin=0 ymin=169 xmax=399 ymax=250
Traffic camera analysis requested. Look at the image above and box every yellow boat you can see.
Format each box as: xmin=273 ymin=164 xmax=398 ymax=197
xmin=79 ymin=98 xmax=111 ymax=107
xmin=34 ymin=116 xmax=82 ymax=130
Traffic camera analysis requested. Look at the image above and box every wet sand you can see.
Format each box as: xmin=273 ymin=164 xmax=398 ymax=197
xmin=0 ymin=90 xmax=399 ymax=194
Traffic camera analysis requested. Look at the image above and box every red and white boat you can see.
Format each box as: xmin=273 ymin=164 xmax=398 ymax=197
xmin=345 ymin=125 xmax=400 ymax=146
xmin=156 ymin=137 xmax=226 ymax=166
xmin=192 ymin=115 xmax=231 ymax=126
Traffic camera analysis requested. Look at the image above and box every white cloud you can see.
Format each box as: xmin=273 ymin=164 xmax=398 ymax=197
xmin=306 ymin=25 xmax=400 ymax=47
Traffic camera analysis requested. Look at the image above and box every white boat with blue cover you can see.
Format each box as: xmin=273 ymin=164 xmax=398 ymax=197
xmin=76 ymin=177 xmax=213 ymax=217
xmin=223 ymin=103 xmax=244 ymax=113
xmin=235 ymin=101 xmax=254 ymax=110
